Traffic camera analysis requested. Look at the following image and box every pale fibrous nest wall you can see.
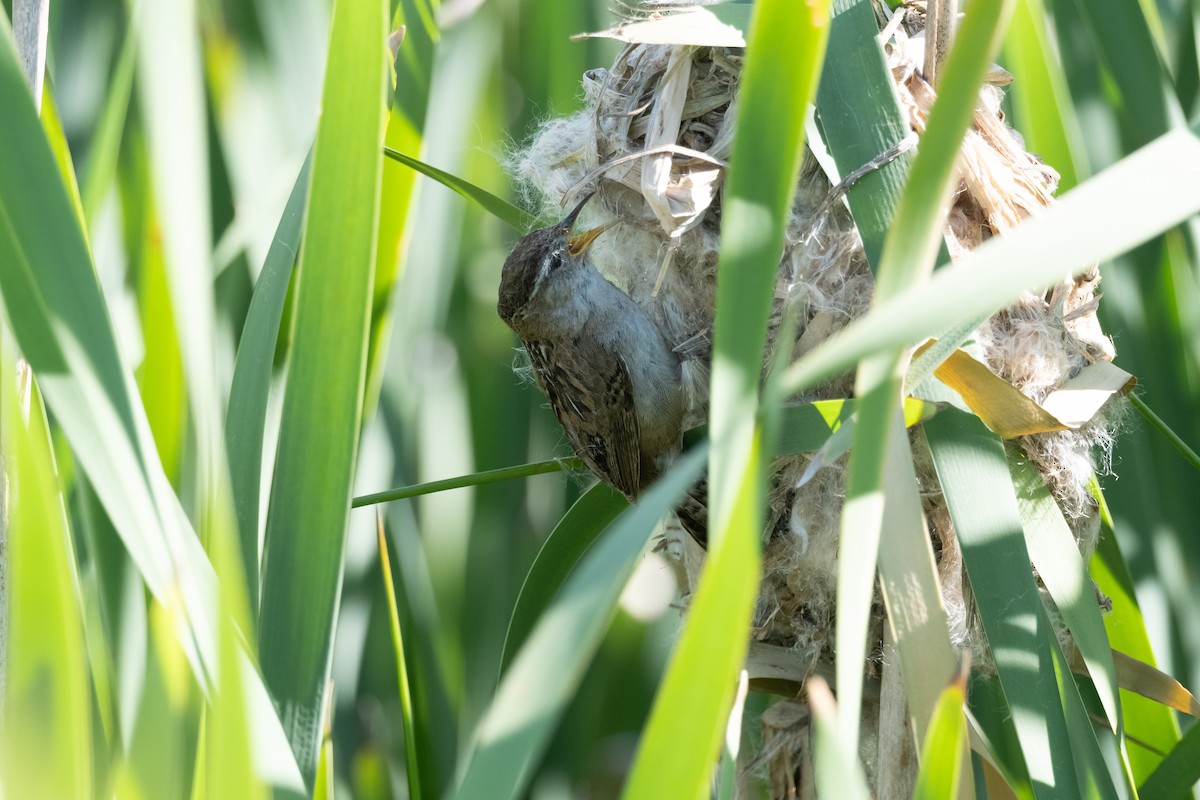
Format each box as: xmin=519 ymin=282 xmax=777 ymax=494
xmin=509 ymin=1 xmax=1120 ymax=679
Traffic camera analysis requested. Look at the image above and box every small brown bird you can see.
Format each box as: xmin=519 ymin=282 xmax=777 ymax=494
xmin=497 ymin=192 xmax=685 ymax=501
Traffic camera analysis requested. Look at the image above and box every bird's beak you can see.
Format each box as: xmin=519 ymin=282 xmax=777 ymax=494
xmin=567 ymin=221 xmax=615 ymax=257
xmin=559 ymin=191 xmax=614 ymax=257
xmin=558 ymin=191 xmax=595 ymax=230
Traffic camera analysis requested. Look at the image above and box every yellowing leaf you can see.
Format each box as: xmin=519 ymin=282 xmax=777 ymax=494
xmin=915 ymin=339 xmax=1134 ymax=438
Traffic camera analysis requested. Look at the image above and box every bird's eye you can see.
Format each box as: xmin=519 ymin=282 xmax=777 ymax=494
xmin=545 ymin=250 xmax=565 ymax=271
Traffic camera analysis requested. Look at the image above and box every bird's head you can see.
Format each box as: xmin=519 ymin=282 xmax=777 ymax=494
xmin=497 ymin=192 xmax=614 ymax=325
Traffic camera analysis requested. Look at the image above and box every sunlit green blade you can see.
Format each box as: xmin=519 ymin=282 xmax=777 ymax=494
xmin=1 ymin=362 xmax=92 ymax=799
xmin=38 ymin=83 xmax=86 ymax=231
xmin=624 ymin=435 xmax=764 ymax=800
xmin=1003 ymin=0 xmax=1086 ymax=190
xmin=968 ymin=672 xmax=1037 ymax=800
xmin=136 ymin=0 xmax=227 ymax=530
xmin=378 ymin=517 xmax=423 ymax=800
xmin=499 ymin=482 xmax=626 ymax=675
xmin=1025 ymin=474 xmax=1132 ymax=793
xmin=364 ymin=115 xmax=418 ymax=415
xmin=810 ymin=677 xmax=871 ymax=800
xmin=225 ymin=154 xmax=310 ymax=604
xmin=136 ymin=200 xmax=188 ymax=486
xmin=782 ymin=124 xmax=1200 ymax=397
xmin=1009 ymin=455 xmax=1120 ymax=733
xmin=453 ymin=447 xmax=707 ymax=800
xmin=391 ymin=0 xmax=440 ymax=131
xmin=706 ymin=0 xmax=827 ymax=541
xmin=203 ymin=497 xmax=267 ymax=800
xmin=624 ymin=2 xmax=831 ymax=797
xmin=256 ymin=0 xmax=388 ymax=783
xmin=1055 ymin=645 xmax=1121 ymax=800
xmin=1089 ymin=483 xmax=1180 ymax=781
xmin=0 ymin=7 xmax=214 ymax=688
xmin=364 ymin=2 xmax=441 ymax=415
xmin=924 ymin=403 xmax=1084 ymax=799
xmin=383 ymin=146 xmax=534 ymax=230
xmin=1138 ymin=722 xmax=1200 ymax=799
xmin=313 ymin=711 xmax=334 ymax=800
xmin=878 ymin=417 xmax=957 ymax=745
xmin=117 ymin=601 xmax=198 ymax=798
xmin=913 ymin=667 xmax=968 ymax=800
xmin=837 ymin=0 xmax=1015 ymax=752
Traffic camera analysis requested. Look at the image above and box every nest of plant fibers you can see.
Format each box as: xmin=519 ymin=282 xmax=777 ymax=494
xmin=509 ymin=0 xmax=1124 ymax=752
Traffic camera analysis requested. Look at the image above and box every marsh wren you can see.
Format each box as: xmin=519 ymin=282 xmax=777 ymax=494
xmin=497 ymin=192 xmax=685 ymax=501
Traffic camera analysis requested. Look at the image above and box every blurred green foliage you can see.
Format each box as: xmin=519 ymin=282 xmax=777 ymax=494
xmin=3 ymin=0 xmax=1200 ymax=797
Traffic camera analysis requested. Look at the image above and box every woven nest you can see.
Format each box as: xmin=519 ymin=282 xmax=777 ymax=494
xmin=509 ymin=3 xmax=1124 ymax=788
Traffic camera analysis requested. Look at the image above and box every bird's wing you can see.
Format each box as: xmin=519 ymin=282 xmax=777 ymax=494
xmin=525 ymin=340 xmax=642 ymax=498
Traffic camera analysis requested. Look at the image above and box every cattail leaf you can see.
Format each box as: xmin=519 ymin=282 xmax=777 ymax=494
xmin=967 ymin=673 xmax=1037 ymax=800
xmin=80 ymin=6 xmax=139 ymax=225
xmin=203 ymin=513 xmax=269 ymax=800
xmin=810 ymin=677 xmax=871 ymax=800
xmin=453 ymin=447 xmax=707 ymax=800
xmin=925 ymin=402 xmax=1118 ymax=800
xmin=37 ymin=86 xmax=87 ymax=230
xmin=364 ymin=3 xmax=442 ymax=415
xmin=1138 ymin=722 xmax=1200 ymax=800
xmin=0 ymin=5 xmax=216 ymax=695
xmin=136 ymin=0 xmax=227 ymax=505
xmin=606 ymin=2 xmax=834 ymax=794
xmin=878 ymin=417 xmax=958 ymax=745
xmin=2 ymin=363 xmax=92 ymax=799
xmin=1003 ymin=0 xmax=1086 ymax=191
xmin=815 ymin=0 xmax=914 ymax=271
xmin=622 ymin=1 xmax=831 ymax=797
xmin=499 ymin=483 xmax=627 ymax=676
xmin=1089 ymin=483 xmax=1183 ymax=779
xmin=225 ymin=154 xmax=310 ymax=604
xmin=377 ymin=519 xmax=423 ymax=800
xmin=256 ymin=0 xmax=388 ymax=782
xmin=383 ymin=146 xmax=534 ymax=230
xmin=913 ymin=663 xmax=969 ymax=800
xmin=917 ymin=341 xmax=1136 ymax=438
xmin=1009 ymin=453 xmax=1121 ymax=732
xmin=836 ymin=0 xmax=1015 ymax=753
xmin=1106 ymin=650 xmax=1200 ymax=717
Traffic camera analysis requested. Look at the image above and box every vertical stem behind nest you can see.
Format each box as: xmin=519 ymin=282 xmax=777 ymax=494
xmin=13 ymin=0 xmax=49 ymax=111
xmin=924 ymin=0 xmax=958 ymax=85
xmin=876 ymin=624 xmax=920 ymax=799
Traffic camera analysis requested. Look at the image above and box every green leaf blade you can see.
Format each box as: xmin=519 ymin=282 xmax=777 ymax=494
xmin=225 ymin=154 xmax=311 ymax=605
xmin=453 ymin=448 xmax=707 ymax=800
xmin=256 ymin=0 xmax=389 ymax=783
xmin=622 ymin=1 xmax=832 ymax=796
xmin=2 ymin=370 xmax=93 ymax=799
